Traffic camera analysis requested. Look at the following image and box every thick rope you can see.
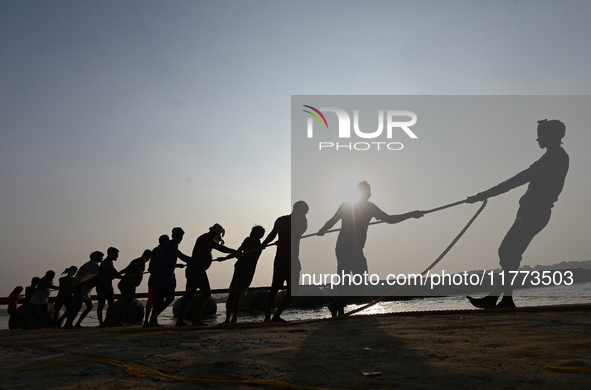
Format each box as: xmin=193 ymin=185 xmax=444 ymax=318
xmin=544 ymin=366 xmax=591 ymax=373
xmin=219 ymin=198 xmax=486 ymax=318
xmin=219 ymin=199 xmax=468 ymax=258
xmin=344 ymin=199 xmax=487 ymax=316
xmin=222 ymin=199 xmax=485 ymax=316
xmin=301 ymin=199 xmax=467 ymax=239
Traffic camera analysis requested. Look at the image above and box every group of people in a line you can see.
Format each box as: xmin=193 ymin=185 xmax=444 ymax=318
xmin=11 ymin=247 xmax=152 ymax=330
xmin=7 ymin=119 xmax=569 ymax=328
xmin=8 ymin=203 xmax=312 ymax=329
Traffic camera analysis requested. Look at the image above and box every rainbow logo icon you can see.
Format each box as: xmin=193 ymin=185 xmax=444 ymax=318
xmin=302 ymin=105 xmax=329 ymax=129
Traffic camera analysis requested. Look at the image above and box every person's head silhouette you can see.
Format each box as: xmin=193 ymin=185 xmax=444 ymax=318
xmin=141 ymin=249 xmax=152 ymax=260
xmin=292 ymin=200 xmax=309 ymax=216
xmin=63 ymin=266 xmax=78 ymax=276
xmin=357 ymin=181 xmax=371 ymax=201
xmin=537 ymin=119 xmax=565 ymax=148
xmin=90 ymin=251 xmax=104 ymax=263
xmin=250 ymin=225 xmax=266 ymax=240
xmin=209 ymin=223 xmax=225 ymax=244
xmin=171 ymin=227 xmax=185 ymax=244
xmin=107 ymin=247 xmax=119 ymax=260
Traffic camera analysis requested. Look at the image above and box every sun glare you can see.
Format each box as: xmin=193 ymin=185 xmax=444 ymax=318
xmin=331 ymin=178 xmax=363 ymax=205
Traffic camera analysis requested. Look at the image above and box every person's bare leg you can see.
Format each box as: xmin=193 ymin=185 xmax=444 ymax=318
xmin=265 ymin=287 xmax=279 ymax=322
xmin=191 ymin=293 xmax=210 ymax=326
xmin=231 ymin=293 xmax=240 ymax=322
xmin=76 ymin=300 xmax=93 ymax=327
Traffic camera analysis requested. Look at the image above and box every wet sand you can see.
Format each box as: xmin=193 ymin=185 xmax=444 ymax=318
xmin=1 ymin=304 xmax=590 ymax=390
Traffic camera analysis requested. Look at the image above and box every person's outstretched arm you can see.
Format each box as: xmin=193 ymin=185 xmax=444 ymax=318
xmin=175 ymin=249 xmax=192 ymax=263
xmin=317 ymin=203 xmax=345 ymax=236
xmin=467 ymin=167 xmax=532 ymax=203
xmin=385 ymin=210 xmax=424 ymax=223
xmin=372 ymin=204 xmax=424 ymax=224
xmin=261 ymin=217 xmax=285 ymax=247
xmin=213 ymin=242 xmax=238 ymax=256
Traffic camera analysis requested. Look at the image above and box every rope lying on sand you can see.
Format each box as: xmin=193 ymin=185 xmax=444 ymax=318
xmin=16 ymin=358 xmax=589 ymax=389
xmin=13 ymin=305 xmax=591 ymax=387
xmin=14 ymin=358 xmax=345 ymax=390
xmin=544 ymin=366 xmax=591 ymax=373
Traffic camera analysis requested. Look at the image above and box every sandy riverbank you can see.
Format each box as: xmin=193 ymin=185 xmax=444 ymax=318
xmin=1 ymin=304 xmax=590 ymax=389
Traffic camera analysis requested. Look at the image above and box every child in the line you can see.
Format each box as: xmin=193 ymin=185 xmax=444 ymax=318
xmin=53 ymin=266 xmax=78 ymax=329
xmin=7 ymin=286 xmax=24 ymax=315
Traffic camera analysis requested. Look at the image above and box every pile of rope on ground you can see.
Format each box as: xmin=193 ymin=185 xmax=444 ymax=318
xmin=14 ymin=358 xmax=345 ymax=389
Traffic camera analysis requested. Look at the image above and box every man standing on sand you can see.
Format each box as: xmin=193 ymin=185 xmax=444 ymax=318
xmin=318 ymin=181 xmax=424 ymax=317
xmin=65 ymin=251 xmax=103 ymax=329
xmin=96 ymin=247 xmax=121 ymax=327
xmin=262 ymin=201 xmax=309 ymax=322
xmin=143 ymin=234 xmax=169 ymax=327
xmin=467 ymin=119 xmax=569 ymax=309
xmin=148 ymin=227 xmax=191 ymax=327
xmin=176 ymin=224 xmax=237 ymax=326
xmin=221 ymin=225 xmax=266 ymax=324
xmin=117 ymin=249 xmax=152 ymax=325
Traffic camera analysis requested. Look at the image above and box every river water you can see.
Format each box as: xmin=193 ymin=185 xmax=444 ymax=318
xmin=2 ymin=281 xmax=590 ymax=330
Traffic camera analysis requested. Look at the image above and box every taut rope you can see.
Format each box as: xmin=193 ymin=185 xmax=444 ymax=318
xmin=301 ymin=199 xmax=468 ymax=239
xmin=344 ymin=199 xmax=487 ymax=316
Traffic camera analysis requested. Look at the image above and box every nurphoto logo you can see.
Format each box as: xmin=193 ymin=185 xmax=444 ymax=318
xmin=302 ymin=105 xmax=418 ymax=151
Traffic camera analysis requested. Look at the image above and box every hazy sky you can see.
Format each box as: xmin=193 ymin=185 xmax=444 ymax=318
xmin=1 ymin=1 xmax=590 ymax=296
